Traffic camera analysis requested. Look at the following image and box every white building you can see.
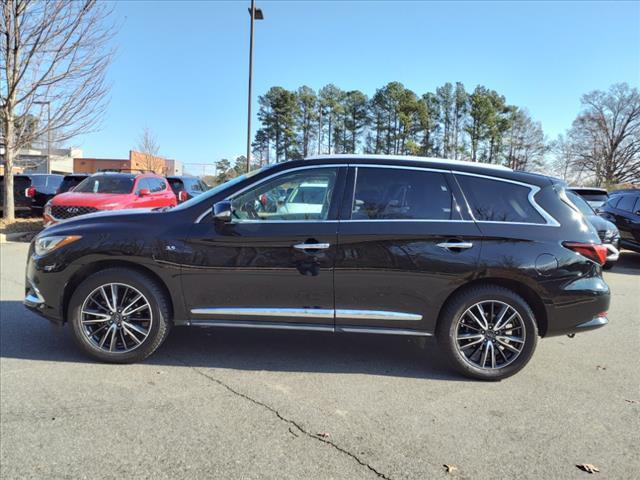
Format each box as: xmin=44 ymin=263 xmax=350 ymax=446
xmin=0 ymin=146 xmax=81 ymax=174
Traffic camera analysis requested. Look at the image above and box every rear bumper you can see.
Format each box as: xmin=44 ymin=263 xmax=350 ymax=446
xmin=604 ymin=243 xmax=620 ymax=262
xmin=544 ymin=275 xmax=610 ymax=337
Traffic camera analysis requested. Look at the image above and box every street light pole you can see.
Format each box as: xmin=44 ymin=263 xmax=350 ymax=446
xmin=246 ymin=1 xmax=264 ymax=173
xmin=34 ymin=101 xmax=51 ymax=173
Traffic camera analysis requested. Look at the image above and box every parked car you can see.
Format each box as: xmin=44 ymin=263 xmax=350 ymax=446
xmin=598 ymin=190 xmax=640 ymax=253
xmin=57 ymin=174 xmax=90 ymax=194
xmin=25 ymin=173 xmax=63 ymax=215
xmin=0 ymin=174 xmax=33 ymax=215
xmin=43 ymin=171 xmax=176 ymax=226
xmin=566 ymin=190 xmax=619 ymax=269
xmin=25 ymin=155 xmax=610 ymax=380
xmin=569 ymin=187 xmax=609 ymax=209
xmin=166 ymin=176 xmax=209 ymax=203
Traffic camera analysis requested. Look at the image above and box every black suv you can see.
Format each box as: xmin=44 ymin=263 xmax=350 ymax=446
xmin=24 ymin=156 xmax=610 ymax=380
xmin=25 ymin=173 xmax=63 ymax=215
xmin=598 ymin=190 xmax=640 ymax=253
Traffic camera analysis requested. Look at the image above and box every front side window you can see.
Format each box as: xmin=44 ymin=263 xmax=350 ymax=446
xmin=74 ymin=176 xmax=135 ymax=194
xmin=149 ymin=178 xmax=166 ymax=192
xmin=231 ymin=168 xmax=338 ymax=221
xmin=351 ymin=167 xmax=454 ymax=220
xmin=456 ymin=175 xmax=545 ymax=224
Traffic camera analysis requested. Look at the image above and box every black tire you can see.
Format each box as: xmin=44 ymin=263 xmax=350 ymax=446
xmin=68 ymin=268 xmax=171 ymax=363
xmin=436 ymin=285 xmax=538 ymax=381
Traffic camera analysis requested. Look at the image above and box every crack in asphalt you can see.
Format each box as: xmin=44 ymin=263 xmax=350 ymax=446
xmin=175 ymin=357 xmax=393 ymax=480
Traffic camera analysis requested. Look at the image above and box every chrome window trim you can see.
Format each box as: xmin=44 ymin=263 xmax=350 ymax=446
xmin=195 ymin=164 xmax=340 ymax=224
xmin=452 ymin=170 xmax=560 ymax=227
xmin=194 ymin=162 xmax=559 ymax=227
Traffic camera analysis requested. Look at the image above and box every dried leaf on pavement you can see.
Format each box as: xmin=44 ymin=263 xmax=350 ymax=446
xmin=443 ymin=464 xmax=458 ymax=473
xmin=576 ymin=463 xmax=600 ymax=474
xmin=316 ymin=432 xmax=330 ymax=439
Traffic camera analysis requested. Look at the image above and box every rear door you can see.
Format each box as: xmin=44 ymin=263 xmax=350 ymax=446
xmin=334 ymin=165 xmax=482 ymax=335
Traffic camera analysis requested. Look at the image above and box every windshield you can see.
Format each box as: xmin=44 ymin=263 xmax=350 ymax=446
xmin=567 ymin=191 xmax=594 ymax=216
xmin=173 ymin=166 xmax=270 ymax=211
xmin=74 ymin=176 xmax=135 ymax=194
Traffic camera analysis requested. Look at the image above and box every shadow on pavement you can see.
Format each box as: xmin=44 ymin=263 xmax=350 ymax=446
xmin=0 ymin=300 xmax=462 ymax=381
xmin=608 ymin=250 xmax=640 ymax=275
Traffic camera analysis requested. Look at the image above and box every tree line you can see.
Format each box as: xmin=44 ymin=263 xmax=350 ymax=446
xmin=250 ymin=81 xmax=548 ymax=171
xmin=244 ymin=81 xmax=638 ymax=188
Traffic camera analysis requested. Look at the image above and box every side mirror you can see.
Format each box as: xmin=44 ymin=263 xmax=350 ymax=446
xmin=178 ymin=190 xmax=188 ymax=202
xmin=138 ymin=188 xmax=151 ymax=197
xmin=212 ymin=200 xmax=232 ymax=222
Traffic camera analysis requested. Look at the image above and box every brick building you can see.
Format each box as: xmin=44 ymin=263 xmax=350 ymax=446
xmin=74 ymin=150 xmax=182 ymax=175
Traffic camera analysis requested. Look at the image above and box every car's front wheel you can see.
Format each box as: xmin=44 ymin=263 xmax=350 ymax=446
xmin=68 ymin=268 xmax=171 ymax=363
xmin=436 ymin=285 xmax=538 ymax=381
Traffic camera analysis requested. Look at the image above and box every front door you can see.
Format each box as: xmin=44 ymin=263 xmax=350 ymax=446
xmin=334 ymin=165 xmax=482 ymax=335
xmin=183 ymin=166 xmax=345 ymax=329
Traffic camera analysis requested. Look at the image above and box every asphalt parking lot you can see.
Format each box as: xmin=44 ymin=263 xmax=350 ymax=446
xmin=1 ymin=241 xmax=639 ymax=479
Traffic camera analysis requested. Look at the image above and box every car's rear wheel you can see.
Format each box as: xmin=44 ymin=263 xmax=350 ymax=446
xmin=436 ymin=285 xmax=538 ymax=381
xmin=68 ymin=268 xmax=171 ymax=363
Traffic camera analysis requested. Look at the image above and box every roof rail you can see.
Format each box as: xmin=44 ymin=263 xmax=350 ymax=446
xmin=304 ymin=154 xmax=512 ymax=171
xmin=95 ymin=168 xmax=154 ymax=174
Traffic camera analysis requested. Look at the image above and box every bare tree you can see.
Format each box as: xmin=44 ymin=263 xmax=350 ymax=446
xmin=503 ymin=108 xmax=548 ymax=171
xmin=1 ymin=0 xmax=115 ymax=221
xmin=135 ymin=127 xmax=165 ymax=173
xmin=568 ymin=83 xmax=640 ymax=187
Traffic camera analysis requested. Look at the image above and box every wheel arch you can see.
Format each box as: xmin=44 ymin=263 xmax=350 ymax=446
xmin=63 ymin=260 xmax=175 ymax=324
xmin=436 ymin=277 xmax=549 ymax=336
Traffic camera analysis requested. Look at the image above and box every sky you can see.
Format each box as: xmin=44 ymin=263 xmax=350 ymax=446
xmin=72 ymin=0 xmax=640 ymax=169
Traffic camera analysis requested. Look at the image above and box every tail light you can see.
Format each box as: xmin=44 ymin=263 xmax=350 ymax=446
xmin=563 ymin=242 xmax=607 ymax=265
xmin=178 ymin=190 xmax=188 ymax=202
xmin=25 ymin=186 xmax=36 ymax=198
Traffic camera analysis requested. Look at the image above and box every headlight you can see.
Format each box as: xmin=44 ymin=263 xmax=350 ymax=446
xmin=35 ymin=235 xmax=82 ymax=256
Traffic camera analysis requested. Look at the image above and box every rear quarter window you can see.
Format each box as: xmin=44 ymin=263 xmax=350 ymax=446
xmin=456 ymin=174 xmax=545 ymax=224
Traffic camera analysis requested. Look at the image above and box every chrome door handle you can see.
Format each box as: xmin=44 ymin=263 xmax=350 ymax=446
xmin=293 ymin=243 xmax=331 ymax=251
xmin=437 ymin=241 xmax=473 ymax=250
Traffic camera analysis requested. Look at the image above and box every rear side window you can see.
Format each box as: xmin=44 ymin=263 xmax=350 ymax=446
xmin=616 ymin=195 xmax=637 ymax=212
xmin=456 ymin=175 xmax=545 ymax=224
xmin=351 ymin=167 xmax=454 ymax=220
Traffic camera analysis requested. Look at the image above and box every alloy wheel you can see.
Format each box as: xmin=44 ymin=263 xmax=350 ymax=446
xmin=455 ymin=300 xmax=526 ymax=370
xmin=80 ymin=283 xmax=153 ymax=353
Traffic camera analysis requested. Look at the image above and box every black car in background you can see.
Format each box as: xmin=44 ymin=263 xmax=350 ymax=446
xmin=167 ymin=176 xmax=209 ymax=202
xmin=598 ymin=190 xmax=640 ymax=253
xmin=566 ymin=190 xmax=620 ymax=269
xmin=570 ymin=187 xmax=609 ymax=209
xmin=25 ymin=155 xmax=610 ymax=381
xmin=26 ymin=174 xmax=63 ymax=215
xmin=0 ymin=174 xmax=33 ymax=215
xmin=57 ymin=174 xmax=89 ymax=194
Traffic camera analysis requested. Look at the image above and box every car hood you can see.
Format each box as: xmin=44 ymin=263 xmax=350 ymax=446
xmin=52 ymin=192 xmax=132 ymax=209
xmin=587 ymin=214 xmax=617 ymax=234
